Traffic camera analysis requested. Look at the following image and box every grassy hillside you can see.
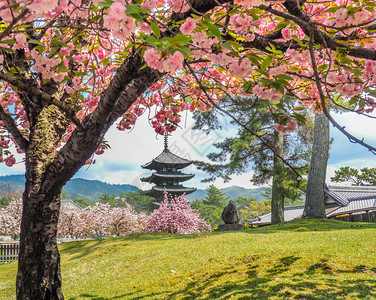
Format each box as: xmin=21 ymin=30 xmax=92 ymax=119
xmin=1 ymin=219 xmax=375 ymax=299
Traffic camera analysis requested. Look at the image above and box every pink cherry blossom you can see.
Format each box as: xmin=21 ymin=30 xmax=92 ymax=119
xmin=181 ymin=17 xmax=196 ymax=35
xmin=148 ymin=192 xmax=211 ymax=234
xmin=281 ymin=27 xmax=292 ymax=40
xmin=5 ymin=156 xmax=16 ymax=167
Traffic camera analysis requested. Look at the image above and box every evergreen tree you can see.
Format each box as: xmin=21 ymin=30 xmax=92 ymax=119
xmin=193 ymin=97 xmax=313 ymax=224
xmin=191 ymin=185 xmax=229 ymax=227
xmin=119 ymin=191 xmax=154 ymax=211
xmin=0 ymin=197 xmax=9 ymax=208
xmin=60 ymin=190 xmax=68 ymax=200
xmin=72 ymin=197 xmax=91 ymax=208
xmin=331 ymin=167 xmax=376 ymax=186
xmin=202 ymin=185 xmax=229 ymax=207
xmin=99 ymin=193 xmax=116 ymax=204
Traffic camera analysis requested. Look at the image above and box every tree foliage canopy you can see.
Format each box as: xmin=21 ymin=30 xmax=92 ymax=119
xmin=331 ymin=167 xmax=376 ymax=186
xmin=193 ymin=96 xmax=313 ymax=185
xmin=0 ymin=0 xmax=375 ymax=167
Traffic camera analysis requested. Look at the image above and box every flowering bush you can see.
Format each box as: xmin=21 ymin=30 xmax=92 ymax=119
xmin=148 ymin=192 xmax=211 ymax=234
xmin=57 ymin=202 xmax=148 ymax=239
xmin=0 ymin=196 xmax=209 ymax=238
xmin=0 ymin=198 xmax=22 ymax=236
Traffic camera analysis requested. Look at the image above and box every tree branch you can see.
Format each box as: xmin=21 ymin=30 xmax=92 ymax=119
xmin=184 ymin=61 xmax=303 ymax=179
xmin=308 ymin=27 xmax=376 ymax=154
xmin=0 ymin=105 xmax=28 ymax=152
xmin=263 ymin=2 xmax=376 ymax=61
xmin=0 ymin=72 xmax=81 ymax=127
xmin=0 ymin=9 xmax=29 ymax=41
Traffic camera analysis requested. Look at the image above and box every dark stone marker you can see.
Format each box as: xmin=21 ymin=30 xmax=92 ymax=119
xmin=217 ymin=201 xmax=244 ymax=231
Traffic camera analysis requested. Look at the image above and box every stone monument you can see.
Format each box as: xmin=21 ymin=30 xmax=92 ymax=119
xmin=217 ymin=200 xmax=244 ymax=231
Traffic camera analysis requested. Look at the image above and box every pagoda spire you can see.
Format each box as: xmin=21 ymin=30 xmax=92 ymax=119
xmin=164 ymin=130 xmax=168 ymax=151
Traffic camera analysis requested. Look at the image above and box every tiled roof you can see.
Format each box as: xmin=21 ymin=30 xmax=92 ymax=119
xmin=326 ymin=185 xmax=376 ymax=206
xmin=141 ymin=172 xmax=194 ymax=183
xmin=326 ymin=185 xmax=376 ymax=217
xmin=61 ymin=200 xmax=83 ymax=211
xmin=328 ymin=198 xmax=376 ymax=217
xmin=249 ymin=205 xmax=305 ymax=225
xmin=142 ymin=150 xmax=192 ymax=170
xmin=249 ymin=185 xmax=376 ymax=225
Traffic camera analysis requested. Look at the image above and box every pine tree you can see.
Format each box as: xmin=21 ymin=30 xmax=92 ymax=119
xmin=193 ymin=97 xmax=313 ymax=224
xmin=191 ymin=185 xmax=229 ymax=227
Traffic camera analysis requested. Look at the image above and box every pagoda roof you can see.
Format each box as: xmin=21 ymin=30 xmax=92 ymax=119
xmin=142 ymin=150 xmax=193 ymax=170
xmin=141 ymin=173 xmax=194 ymax=183
xmin=141 ymin=186 xmax=197 ymax=198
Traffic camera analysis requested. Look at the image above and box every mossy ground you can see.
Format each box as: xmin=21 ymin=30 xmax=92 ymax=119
xmin=1 ymin=219 xmax=375 ymax=299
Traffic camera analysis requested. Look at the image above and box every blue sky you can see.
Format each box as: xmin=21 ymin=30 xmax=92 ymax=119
xmin=1 ymin=111 xmax=376 ymax=190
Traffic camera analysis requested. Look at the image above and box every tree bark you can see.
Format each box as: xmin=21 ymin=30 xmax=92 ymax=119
xmin=303 ymin=112 xmax=329 ymax=219
xmin=16 ymin=188 xmax=63 ymax=299
xmin=271 ymin=130 xmax=285 ymax=224
xmin=16 ymin=105 xmax=70 ymax=299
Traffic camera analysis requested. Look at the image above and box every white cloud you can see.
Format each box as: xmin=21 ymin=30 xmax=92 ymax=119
xmin=2 ymin=109 xmax=375 ymax=191
xmin=332 ymin=112 xmax=376 ymax=139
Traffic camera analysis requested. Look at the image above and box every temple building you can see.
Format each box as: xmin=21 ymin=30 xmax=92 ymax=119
xmin=141 ymin=134 xmax=196 ymax=207
xmin=249 ymin=185 xmax=376 ymax=226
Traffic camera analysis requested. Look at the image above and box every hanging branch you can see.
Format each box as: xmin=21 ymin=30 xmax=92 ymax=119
xmin=308 ymin=28 xmax=376 ymax=155
xmin=0 ymin=105 xmax=29 ymax=152
xmin=183 ymin=61 xmax=303 ymax=180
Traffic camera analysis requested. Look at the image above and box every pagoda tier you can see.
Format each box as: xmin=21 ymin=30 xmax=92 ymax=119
xmin=141 ymin=146 xmax=196 ymax=205
xmin=141 ymin=172 xmax=194 ymax=184
xmin=141 ymin=149 xmax=192 ymax=170
xmin=142 ymin=185 xmax=197 ymax=199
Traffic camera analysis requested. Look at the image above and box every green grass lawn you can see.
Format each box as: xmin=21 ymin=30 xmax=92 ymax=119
xmin=1 ymin=219 xmax=376 ymax=299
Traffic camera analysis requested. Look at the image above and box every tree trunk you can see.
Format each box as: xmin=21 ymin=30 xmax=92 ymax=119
xmin=303 ymin=112 xmax=329 ymax=219
xmin=16 ymin=105 xmax=69 ymax=299
xmin=16 ymin=186 xmax=63 ymax=299
xmin=271 ymin=130 xmax=285 ymax=224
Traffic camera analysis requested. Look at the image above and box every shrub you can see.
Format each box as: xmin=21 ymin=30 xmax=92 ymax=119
xmin=148 ymin=192 xmax=211 ymax=234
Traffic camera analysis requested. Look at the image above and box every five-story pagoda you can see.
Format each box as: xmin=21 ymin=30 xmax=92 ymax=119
xmin=141 ymin=134 xmax=196 ymax=206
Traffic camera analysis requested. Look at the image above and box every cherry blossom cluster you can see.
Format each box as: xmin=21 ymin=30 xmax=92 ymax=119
xmin=148 ymin=192 xmax=211 ymax=234
xmin=0 ymin=199 xmax=22 ymax=236
xmin=273 ymin=120 xmax=297 ymax=133
xmin=0 ymin=0 xmax=376 ymax=161
xmin=58 ymin=202 xmax=148 ymax=238
xmin=0 ymin=195 xmax=211 ymax=237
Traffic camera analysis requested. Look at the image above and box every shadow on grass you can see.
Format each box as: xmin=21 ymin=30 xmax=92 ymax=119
xmin=60 ymin=240 xmax=107 ymax=260
xmin=67 ymin=291 xmax=165 ymax=300
xmin=60 ymin=233 xmax=210 ymax=260
xmin=137 ymin=256 xmax=374 ymax=300
xmin=240 ymin=219 xmax=376 ymax=235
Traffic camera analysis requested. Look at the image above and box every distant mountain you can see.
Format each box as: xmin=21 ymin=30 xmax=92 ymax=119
xmin=0 ymin=175 xmax=138 ymax=202
xmin=221 ymin=186 xmax=267 ymax=201
xmin=0 ymin=175 xmax=25 ymax=197
xmin=63 ymin=178 xmax=139 ymax=201
xmin=0 ymin=175 xmax=267 ymax=202
xmin=187 ymin=186 xmax=267 ymax=202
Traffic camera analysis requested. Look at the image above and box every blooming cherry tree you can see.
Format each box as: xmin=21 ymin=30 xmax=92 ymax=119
xmin=0 ymin=0 xmax=375 ymax=297
xmin=0 ymin=198 xmax=22 ymax=237
xmin=2 ymin=199 xmax=148 ymax=239
xmin=148 ymin=192 xmax=211 ymax=234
